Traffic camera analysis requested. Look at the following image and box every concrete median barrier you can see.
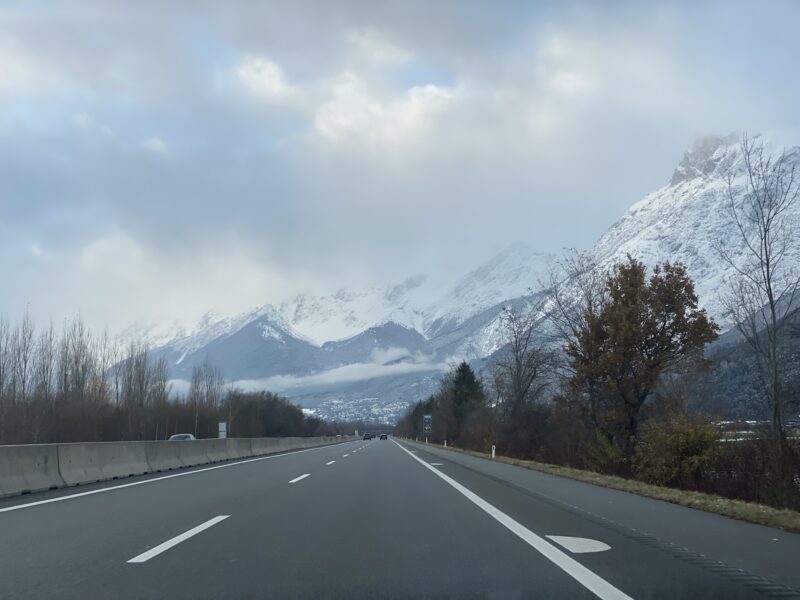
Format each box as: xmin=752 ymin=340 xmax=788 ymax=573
xmin=250 ymin=438 xmax=285 ymax=456
xmin=0 ymin=444 xmax=64 ymax=497
xmin=176 ymin=441 xmax=212 ymax=467
xmin=57 ymin=442 xmax=151 ymax=486
xmin=226 ymin=438 xmax=253 ymax=460
xmin=144 ymin=440 xmax=207 ymax=471
xmin=284 ymin=436 xmax=306 ymax=449
xmin=198 ymin=438 xmax=228 ymax=463
xmin=1 ymin=435 xmax=353 ymax=498
xmin=144 ymin=441 xmax=183 ymax=472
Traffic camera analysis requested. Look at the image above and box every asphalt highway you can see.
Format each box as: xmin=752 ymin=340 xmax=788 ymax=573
xmin=0 ymin=438 xmax=798 ymax=599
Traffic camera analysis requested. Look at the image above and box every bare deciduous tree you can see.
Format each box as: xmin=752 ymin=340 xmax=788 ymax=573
xmin=13 ymin=310 xmax=35 ymax=405
xmin=0 ymin=312 xmax=331 ymax=445
xmin=719 ymin=135 xmax=800 ymax=449
xmin=34 ymin=322 xmax=56 ymax=406
xmin=492 ymin=301 xmax=555 ymax=418
xmin=545 ymin=250 xmax=608 ymax=427
xmin=148 ymin=356 xmax=171 ymax=408
xmin=189 ymin=365 xmax=204 ymax=437
xmin=0 ymin=317 xmax=10 ymax=440
xmin=188 ymin=358 xmax=225 ymax=437
xmin=201 ymin=357 xmax=224 ymax=408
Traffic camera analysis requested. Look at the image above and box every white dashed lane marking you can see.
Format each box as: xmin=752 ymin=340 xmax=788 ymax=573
xmin=127 ymin=516 xmax=229 ymax=564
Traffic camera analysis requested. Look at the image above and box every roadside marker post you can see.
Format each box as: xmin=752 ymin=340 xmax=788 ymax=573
xmin=491 ymin=445 xmax=496 ymax=459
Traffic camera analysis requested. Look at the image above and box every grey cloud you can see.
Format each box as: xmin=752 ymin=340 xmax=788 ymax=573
xmin=1 ymin=1 xmax=799 ymax=330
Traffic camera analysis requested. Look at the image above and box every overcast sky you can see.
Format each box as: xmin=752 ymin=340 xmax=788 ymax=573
xmin=2 ymin=0 xmax=799 ymax=331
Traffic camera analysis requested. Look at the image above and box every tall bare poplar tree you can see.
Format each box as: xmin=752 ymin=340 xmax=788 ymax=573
xmin=719 ymin=135 xmax=800 ymax=449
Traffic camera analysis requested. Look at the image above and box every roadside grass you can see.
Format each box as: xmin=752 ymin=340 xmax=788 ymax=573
xmin=418 ymin=442 xmax=800 ymax=534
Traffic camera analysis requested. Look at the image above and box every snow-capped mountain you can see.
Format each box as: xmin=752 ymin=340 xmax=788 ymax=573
xmin=275 ymin=278 xmax=431 ymax=346
xmin=590 ymin=134 xmax=800 ymax=326
xmin=132 ymin=242 xmax=554 ymax=420
xmin=271 ymin=243 xmax=555 ymax=346
xmin=132 ymin=134 xmax=799 ymax=422
xmin=422 ymin=243 xmax=553 ymax=338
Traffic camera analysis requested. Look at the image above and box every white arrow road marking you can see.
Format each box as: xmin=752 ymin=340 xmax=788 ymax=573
xmin=128 ymin=516 xmax=229 ymax=563
xmin=289 ymin=474 xmax=310 ymax=484
xmin=394 ymin=441 xmax=632 ymax=600
xmin=547 ymin=536 xmax=611 ymax=554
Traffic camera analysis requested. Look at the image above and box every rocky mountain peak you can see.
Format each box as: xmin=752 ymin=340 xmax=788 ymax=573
xmin=669 ymin=133 xmax=740 ymax=186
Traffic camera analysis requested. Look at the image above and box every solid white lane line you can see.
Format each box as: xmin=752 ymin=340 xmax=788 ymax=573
xmin=127 ymin=515 xmax=229 ymax=563
xmin=289 ymin=474 xmax=310 ymax=484
xmin=393 ymin=441 xmax=632 ymax=600
xmin=0 ymin=444 xmax=346 ymax=514
xmin=326 ymin=461 xmax=336 ymax=466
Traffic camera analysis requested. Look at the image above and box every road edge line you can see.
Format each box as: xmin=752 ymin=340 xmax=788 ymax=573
xmin=392 ymin=440 xmax=632 ymax=600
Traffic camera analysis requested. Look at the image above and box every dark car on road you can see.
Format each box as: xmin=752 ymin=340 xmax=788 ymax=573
xmin=363 ymin=433 xmax=372 ymax=440
xmin=379 ymin=434 xmax=388 ymax=440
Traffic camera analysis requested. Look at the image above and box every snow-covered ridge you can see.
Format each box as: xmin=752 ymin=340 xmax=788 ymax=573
xmin=124 ymin=133 xmax=800 ymax=422
xmin=123 ymin=241 xmax=555 ymax=353
xmin=589 ymin=134 xmax=800 ymax=326
xmin=120 ymin=304 xmax=303 ymax=354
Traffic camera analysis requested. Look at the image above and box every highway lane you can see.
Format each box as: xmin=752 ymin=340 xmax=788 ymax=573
xmin=0 ymin=440 xmax=362 ymax=598
xmin=0 ymin=438 xmax=797 ymax=599
xmin=402 ymin=440 xmax=800 ymax=595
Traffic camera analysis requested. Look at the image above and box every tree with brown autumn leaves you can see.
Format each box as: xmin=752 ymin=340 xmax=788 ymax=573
xmin=566 ymin=256 xmax=719 ymax=462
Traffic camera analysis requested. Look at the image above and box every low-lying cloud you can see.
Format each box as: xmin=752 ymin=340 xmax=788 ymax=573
xmin=233 ymin=358 xmax=448 ymax=393
xmin=168 ymin=346 xmax=447 ymax=396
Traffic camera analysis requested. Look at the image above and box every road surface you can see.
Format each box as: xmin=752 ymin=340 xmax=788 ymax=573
xmin=0 ymin=438 xmax=798 ymax=599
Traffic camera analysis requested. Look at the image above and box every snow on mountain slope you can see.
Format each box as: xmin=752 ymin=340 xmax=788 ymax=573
xmin=130 ymin=240 xmax=554 ymax=361
xmin=276 ymin=275 xmax=436 ymax=345
xmin=423 ymin=242 xmax=555 ymax=338
xmin=123 ymin=305 xmax=309 ymax=364
xmin=129 ymin=133 xmax=800 ymax=422
xmin=271 ymin=244 xmax=555 ymax=346
xmin=589 ymin=134 xmax=800 ymax=326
